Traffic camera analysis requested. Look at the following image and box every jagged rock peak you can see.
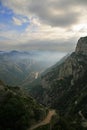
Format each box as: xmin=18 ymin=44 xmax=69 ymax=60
xmin=75 ymin=36 xmax=87 ymax=55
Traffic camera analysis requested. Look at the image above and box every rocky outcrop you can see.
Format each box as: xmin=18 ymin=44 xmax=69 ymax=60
xmin=58 ymin=53 xmax=86 ymax=82
xmin=75 ymin=36 xmax=87 ymax=55
xmin=41 ymin=36 xmax=87 ymax=86
xmin=59 ymin=36 xmax=87 ymax=80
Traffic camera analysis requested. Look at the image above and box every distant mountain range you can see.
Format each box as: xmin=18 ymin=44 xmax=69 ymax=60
xmin=0 ymin=50 xmax=64 ymax=87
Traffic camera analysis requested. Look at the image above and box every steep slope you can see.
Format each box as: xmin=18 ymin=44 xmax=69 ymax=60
xmin=42 ymin=53 xmax=70 ymax=76
xmin=29 ymin=36 xmax=87 ymax=129
xmin=0 ymin=80 xmax=47 ymax=130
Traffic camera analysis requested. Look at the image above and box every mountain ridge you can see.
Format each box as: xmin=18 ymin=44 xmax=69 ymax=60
xmin=0 ymin=50 xmax=65 ymax=87
xmin=29 ymin=36 xmax=87 ymax=129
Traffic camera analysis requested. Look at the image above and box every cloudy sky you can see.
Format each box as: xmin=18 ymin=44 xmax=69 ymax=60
xmin=0 ymin=0 xmax=87 ymax=52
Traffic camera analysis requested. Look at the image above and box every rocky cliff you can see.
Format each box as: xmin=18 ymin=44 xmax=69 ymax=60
xmin=75 ymin=36 xmax=87 ymax=55
xmin=29 ymin=36 xmax=87 ymax=129
xmin=41 ymin=36 xmax=87 ymax=87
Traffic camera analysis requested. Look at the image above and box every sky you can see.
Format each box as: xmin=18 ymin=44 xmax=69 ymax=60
xmin=0 ymin=0 xmax=87 ymax=52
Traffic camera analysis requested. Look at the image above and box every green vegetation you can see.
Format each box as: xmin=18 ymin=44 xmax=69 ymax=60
xmin=0 ymin=83 xmax=46 ymax=130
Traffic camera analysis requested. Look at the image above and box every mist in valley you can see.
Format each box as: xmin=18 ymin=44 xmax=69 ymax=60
xmin=0 ymin=50 xmax=67 ymax=86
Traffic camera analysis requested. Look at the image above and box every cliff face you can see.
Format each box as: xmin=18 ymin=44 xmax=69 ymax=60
xmin=30 ymin=36 xmax=87 ymax=128
xmin=75 ymin=36 xmax=87 ymax=55
xmin=58 ymin=53 xmax=86 ymax=82
xmin=41 ymin=36 xmax=87 ymax=87
xmin=58 ymin=37 xmax=87 ymax=82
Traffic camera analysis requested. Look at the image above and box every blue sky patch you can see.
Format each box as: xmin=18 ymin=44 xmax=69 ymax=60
xmin=0 ymin=2 xmax=29 ymax=32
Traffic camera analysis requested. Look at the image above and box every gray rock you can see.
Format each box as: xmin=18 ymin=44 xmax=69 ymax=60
xmin=75 ymin=36 xmax=87 ymax=55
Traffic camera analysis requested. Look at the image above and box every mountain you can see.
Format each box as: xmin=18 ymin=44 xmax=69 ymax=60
xmin=42 ymin=53 xmax=70 ymax=76
xmin=0 ymin=50 xmax=63 ymax=87
xmin=0 ymin=80 xmax=47 ymax=130
xmin=29 ymin=36 xmax=87 ymax=129
xmin=0 ymin=80 xmax=71 ymax=130
xmin=1 ymin=36 xmax=87 ymax=130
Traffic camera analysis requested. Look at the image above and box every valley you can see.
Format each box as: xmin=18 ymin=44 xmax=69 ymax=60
xmin=0 ymin=36 xmax=87 ymax=130
xmin=0 ymin=50 xmax=65 ymax=87
xmin=1 ymin=0 xmax=87 ymax=129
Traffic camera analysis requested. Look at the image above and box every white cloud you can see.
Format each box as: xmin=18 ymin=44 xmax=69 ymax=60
xmin=12 ymin=16 xmax=28 ymax=26
xmin=1 ymin=0 xmax=87 ymax=27
xmin=12 ymin=17 xmax=23 ymax=26
xmin=1 ymin=0 xmax=87 ymax=51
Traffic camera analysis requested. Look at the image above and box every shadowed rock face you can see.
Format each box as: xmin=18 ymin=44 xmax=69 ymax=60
xmin=59 ymin=36 xmax=87 ymax=81
xmin=29 ymin=36 xmax=87 ymax=122
xmin=41 ymin=36 xmax=87 ymax=88
xmin=75 ymin=36 xmax=87 ymax=55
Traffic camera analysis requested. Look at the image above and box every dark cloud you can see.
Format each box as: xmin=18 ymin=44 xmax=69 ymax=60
xmin=1 ymin=0 xmax=87 ymax=27
xmin=42 ymin=12 xmax=79 ymax=27
xmin=27 ymin=0 xmax=87 ymax=27
xmin=52 ymin=0 xmax=87 ymax=9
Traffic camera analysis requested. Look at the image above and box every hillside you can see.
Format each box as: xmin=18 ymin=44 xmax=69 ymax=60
xmin=29 ymin=36 xmax=87 ymax=129
xmin=0 ymin=80 xmax=47 ymax=130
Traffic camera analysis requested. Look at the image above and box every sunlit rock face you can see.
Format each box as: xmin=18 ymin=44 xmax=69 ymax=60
xmin=56 ymin=36 xmax=87 ymax=81
xmin=36 ymin=36 xmax=87 ymax=106
xmin=75 ymin=36 xmax=87 ymax=55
